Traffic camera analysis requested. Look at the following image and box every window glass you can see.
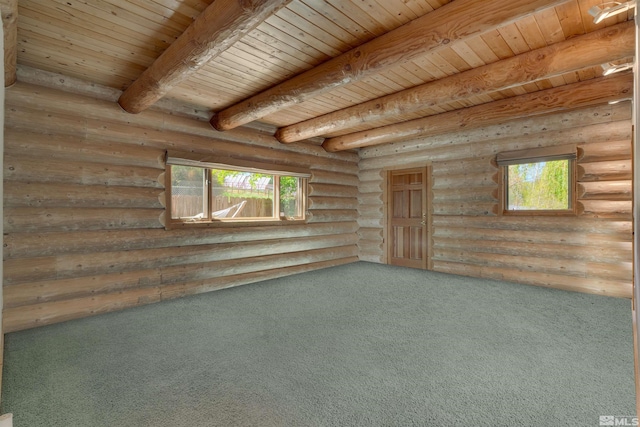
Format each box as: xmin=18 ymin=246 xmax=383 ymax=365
xmin=170 ymin=165 xmax=206 ymax=219
xmin=506 ymin=159 xmax=570 ymax=211
xmin=211 ymin=170 xmax=274 ymax=219
xmin=280 ymin=176 xmax=303 ymax=219
xmin=166 ymin=156 xmax=308 ymax=226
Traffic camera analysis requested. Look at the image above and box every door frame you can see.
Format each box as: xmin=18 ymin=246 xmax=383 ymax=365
xmin=383 ymin=164 xmax=433 ymax=270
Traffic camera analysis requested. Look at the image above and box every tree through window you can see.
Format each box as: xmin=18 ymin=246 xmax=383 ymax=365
xmin=497 ymin=146 xmax=576 ymax=215
xmin=166 ymin=152 xmax=309 ymax=226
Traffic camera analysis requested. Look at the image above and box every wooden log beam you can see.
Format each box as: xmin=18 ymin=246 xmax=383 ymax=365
xmin=0 ymin=0 xmax=17 ymax=87
xmin=323 ymin=73 xmax=633 ymax=152
xmin=359 ymin=119 xmax=631 ymax=171
xmin=359 ymin=103 xmax=631 ymax=161
xmin=209 ymin=0 xmax=568 ymax=131
xmin=118 ymin=0 xmax=292 ymax=114
xmin=277 ymin=21 xmax=635 ymax=143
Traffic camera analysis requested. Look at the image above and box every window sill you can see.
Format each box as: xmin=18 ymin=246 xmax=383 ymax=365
xmin=166 ymin=218 xmax=308 ymax=229
xmin=501 ymin=209 xmax=577 ymax=217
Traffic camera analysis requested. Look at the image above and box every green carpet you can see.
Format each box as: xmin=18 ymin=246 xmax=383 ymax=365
xmin=1 ymin=262 xmax=635 ymax=426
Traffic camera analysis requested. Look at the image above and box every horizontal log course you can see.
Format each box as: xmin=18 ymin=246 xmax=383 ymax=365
xmin=2 ymin=0 xmax=17 ymax=87
xmin=4 ymin=256 xmax=359 ymax=332
xmin=4 ymin=182 xmax=164 ymax=209
xmin=433 ymin=248 xmax=590 ymax=278
xmin=8 ymin=81 xmax=359 ymax=164
xmin=359 ymin=180 xmax=383 ymax=194
xmin=357 ymin=217 xmax=384 ymax=228
xmin=433 ymin=202 xmax=497 ymax=216
xmin=4 ymin=233 xmax=358 ymax=285
xmin=358 ymin=193 xmax=383 ymax=205
xmin=358 ymin=245 xmax=384 ymax=258
xmin=577 ymin=180 xmax=631 ymax=200
xmin=159 ymin=245 xmax=357 ymax=289
xmin=432 ymin=226 xmax=633 ymax=247
xmin=432 ymin=156 xmax=498 ymax=176
xmin=433 ymin=260 xmax=631 ymax=298
xmin=309 ymin=169 xmax=359 ymax=187
xmin=432 ymin=186 xmax=497 ymax=203
xmin=359 ymin=102 xmax=631 ymax=160
xmin=4 ymin=207 xmax=164 ymax=233
xmin=4 ymin=155 xmax=164 ymax=188
xmin=5 ymin=104 xmax=359 ymax=175
xmin=5 ymin=245 xmax=358 ymax=309
xmin=432 ymin=214 xmax=632 ymax=235
xmin=578 ymin=160 xmax=632 ymax=181
xmin=5 ymin=245 xmax=356 ymax=308
xmin=359 ymin=119 xmax=632 ymax=171
xmin=358 ymin=253 xmax=383 ymax=264
xmin=5 ymin=267 xmax=162 ymax=309
xmin=358 ymin=239 xmax=383 ymax=252
xmin=433 ymin=237 xmax=630 ymax=264
xmin=306 ymin=209 xmax=358 ymax=223
xmin=4 ymin=128 xmax=166 ymax=169
xmin=3 ymin=221 xmax=359 ymax=260
xmin=358 ymin=169 xmax=384 ymax=182
xmin=432 ymin=171 xmax=499 ymax=189
xmin=308 ymin=196 xmax=358 ymax=210
xmin=577 ymin=200 xmax=632 ymax=219
xmin=357 ymin=227 xmax=383 ymax=242
xmin=577 ymin=139 xmax=631 ymax=163
xmin=358 ymin=204 xmax=383 ymax=218
xmin=159 ymin=255 xmax=358 ymax=308
xmin=4 ymin=286 xmax=164 ymax=333
xmin=587 ymin=261 xmax=633 ymax=282
xmin=308 ymin=183 xmax=358 ymax=198
xmin=323 ymin=73 xmax=633 ymax=151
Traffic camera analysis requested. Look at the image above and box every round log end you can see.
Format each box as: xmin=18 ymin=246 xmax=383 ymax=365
xmin=209 ymin=114 xmax=227 ymax=131
xmin=274 ymin=127 xmax=293 ymax=144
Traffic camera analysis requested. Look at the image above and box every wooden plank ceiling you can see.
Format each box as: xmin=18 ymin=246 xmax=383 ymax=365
xmin=9 ymin=0 xmax=636 ymax=150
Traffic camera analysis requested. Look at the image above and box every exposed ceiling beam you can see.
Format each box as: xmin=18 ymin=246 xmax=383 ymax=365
xmin=118 ymin=0 xmax=292 ymax=114
xmin=1 ymin=0 xmax=17 ymax=87
xmin=276 ymin=21 xmax=635 ymax=144
xmin=209 ymin=0 xmax=569 ymax=132
xmin=322 ymin=72 xmax=633 ymax=152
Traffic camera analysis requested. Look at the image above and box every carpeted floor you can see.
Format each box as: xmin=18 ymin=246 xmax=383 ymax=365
xmin=1 ymin=262 xmax=635 ymax=426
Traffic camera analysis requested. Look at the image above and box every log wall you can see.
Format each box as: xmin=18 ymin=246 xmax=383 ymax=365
xmin=358 ymin=102 xmax=633 ymax=298
xmin=3 ymin=80 xmax=360 ymax=332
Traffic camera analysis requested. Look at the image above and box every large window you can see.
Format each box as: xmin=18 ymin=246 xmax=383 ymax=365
xmin=497 ymin=146 xmax=576 ymax=215
xmin=166 ymin=152 xmax=308 ymax=226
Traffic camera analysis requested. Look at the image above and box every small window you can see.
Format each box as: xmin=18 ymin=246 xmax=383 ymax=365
xmin=166 ymin=152 xmax=308 ymax=226
xmin=497 ymin=146 xmax=576 ymax=215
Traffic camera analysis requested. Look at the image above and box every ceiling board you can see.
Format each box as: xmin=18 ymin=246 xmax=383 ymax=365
xmin=12 ymin=0 xmax=634 ymax=147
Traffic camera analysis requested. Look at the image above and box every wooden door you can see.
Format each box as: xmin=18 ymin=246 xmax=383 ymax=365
xmin=387 ymin=167 xmax=428 ymax=269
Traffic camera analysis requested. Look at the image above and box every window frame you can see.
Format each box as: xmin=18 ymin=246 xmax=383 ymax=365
xmin=165 ymin=151 xmax=309 ymax=228
xmin=497 ymin=145 xmax=577 ymax=216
